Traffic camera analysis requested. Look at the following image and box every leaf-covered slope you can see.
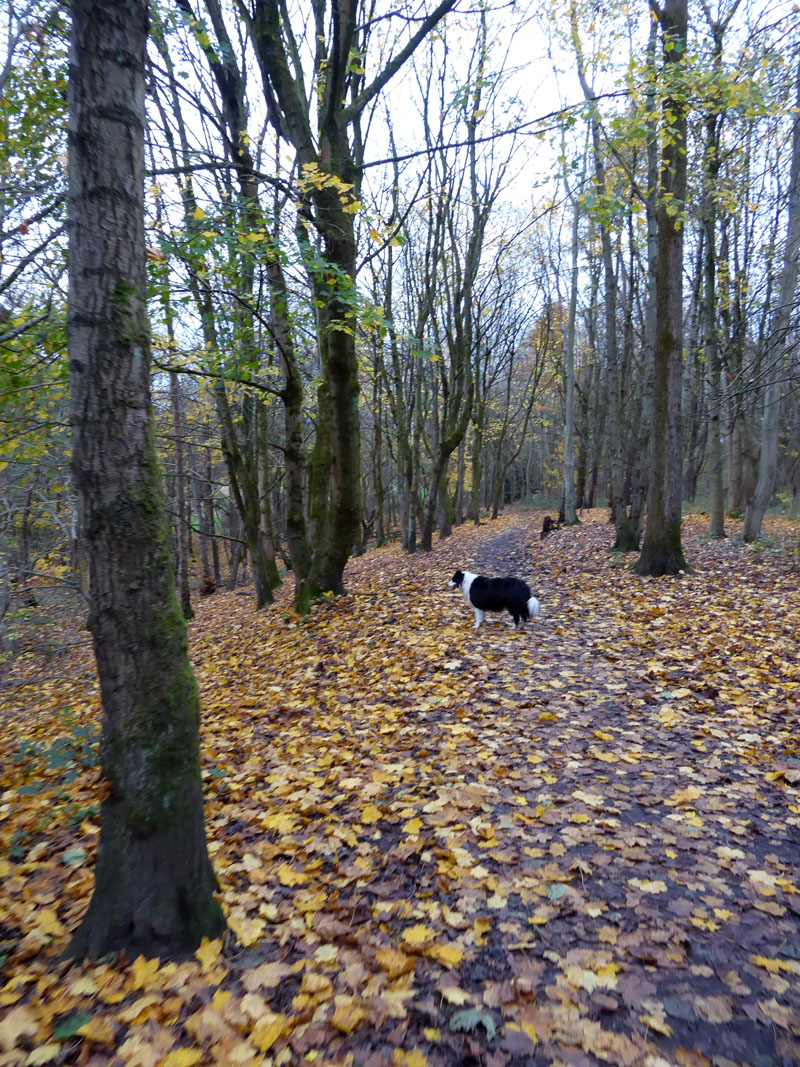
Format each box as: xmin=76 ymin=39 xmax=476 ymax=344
xmin=1 ymin=511 xmax=799 ymax=1065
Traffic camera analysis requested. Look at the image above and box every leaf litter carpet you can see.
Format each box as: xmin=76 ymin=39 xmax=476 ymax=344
xmin=1 ymin=511 xmax=799 ymax=1066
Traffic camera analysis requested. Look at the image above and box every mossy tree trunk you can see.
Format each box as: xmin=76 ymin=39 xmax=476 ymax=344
xmin=249 ymin=0 xmax=456 ymax=594
xmin=66 ymin=0 xmax=224 ymax=959
xmin=636 ymin=0 xmax=689 ymax=577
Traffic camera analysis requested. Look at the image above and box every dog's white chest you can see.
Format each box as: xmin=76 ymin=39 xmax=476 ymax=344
xmin=460 ymin=572 xmax=475 ymax=606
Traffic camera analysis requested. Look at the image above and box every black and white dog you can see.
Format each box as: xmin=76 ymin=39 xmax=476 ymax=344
xmin=449 ymin=569 xmax=541 ymax=630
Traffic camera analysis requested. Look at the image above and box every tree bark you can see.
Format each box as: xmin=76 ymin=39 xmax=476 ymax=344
xmin=571 ymin=16 xmax=629 ymax=546
xmin=153 ymin=11 xmax=283 ymax=608
xmin=743 ymin=62 xmax=800 ymax=540
xmin=636 ymin=0 xmax=689 ymax=577
xmin=169 ymin=370 xmax=193 ymax=617
xmin=66 ymin=0 xmax=224 ymax=959
xmin=562 ymin=167 xmax=581 ymax=526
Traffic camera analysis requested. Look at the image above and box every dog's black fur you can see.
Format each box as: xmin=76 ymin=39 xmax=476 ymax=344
xmin=449 ymin=569 xmax=541 ymax=630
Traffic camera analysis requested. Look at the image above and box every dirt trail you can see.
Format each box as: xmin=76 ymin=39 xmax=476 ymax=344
xmin=409 ymin=512 xmax=800 ymax=1064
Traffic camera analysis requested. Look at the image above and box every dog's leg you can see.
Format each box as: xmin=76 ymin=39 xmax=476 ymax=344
xmin=473 ymin=609 xmax=485 ymax=629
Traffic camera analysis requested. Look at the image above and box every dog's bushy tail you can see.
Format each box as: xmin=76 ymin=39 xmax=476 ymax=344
xmin=527 ymin=596 xmax=541 ymax=619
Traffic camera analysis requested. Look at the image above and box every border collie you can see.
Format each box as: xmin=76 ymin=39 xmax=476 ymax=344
xmin=449 ymin=569 xmax=541 ymax=630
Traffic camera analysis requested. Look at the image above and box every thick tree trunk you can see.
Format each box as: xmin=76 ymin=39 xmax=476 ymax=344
xmin=420 ymin=454 xmax=447 ymax=553
xmin=67 ymin=0 xmax=223 ymax=959
xmin=298 ymin=194 xmax=362 ymax=606
xmin=636 ymin=0 xmax=689 ymax=577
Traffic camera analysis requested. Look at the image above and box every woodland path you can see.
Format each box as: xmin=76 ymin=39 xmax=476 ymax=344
xmin=1 ymin=510 xmax=799 ymax=1067
xmin=434 ymin=514 xmax=800 ymax=1066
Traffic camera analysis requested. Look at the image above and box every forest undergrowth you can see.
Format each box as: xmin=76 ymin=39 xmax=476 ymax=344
xmin=1 ymin=510 xmax=799 ymax=1066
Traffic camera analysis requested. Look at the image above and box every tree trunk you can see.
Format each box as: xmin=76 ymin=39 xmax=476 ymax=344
xmin=188 ymin=442 xmax=211 ymax=582
xmin=66 ymin=0 xmax=223 ymax=959
xmin=571 ymin=22 xmax=628 ymax=546
xmin=562 ymin=171 xmax=580 ymax=526
xmin=169 ymin=371 xmax=193 ymax=617
xmin=455 ymin=437 xmax=466 ymax=525
xmin=636 ymin=0 xmax=689 ymax=577
xmin=626 ymin=17 xmax=660 ymax=548
xmin=471 ymin=418 xmax=484 ymax=525
xmin=743 ymin=62 xmax=800 ymax=540
xmin=704 ymin=87 xmax=726 ymax=537
xmin=204 ymin=447 xmax=221 ymax=587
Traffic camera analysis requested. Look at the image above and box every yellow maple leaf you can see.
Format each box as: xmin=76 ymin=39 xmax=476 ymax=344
xmin=639 ymin=1012 xmax=673 ymax=1037
xmin=0 ymin=1005 xmax=38 ymax=1051
xmin=195 ymin=938 xmax=222 ymax=970
xmin=425 ymin=942 xmax=463 ymax=968
xmin=748 ymin=869 xmax=778 ymax=895
xmin=162 ymin=1049 xmax=204 ymax=1067
xmin=300 ymin=972 xmax=333 ymax=998
xmin=277 ymin=863 xmax=308 ymax=886
xmin=261 ymin=812 xmax=296 ymax=834
xmin=118 ymin=995 xmax=161 ymax=1025
xmin=132 ymin=955 xmax=161 ymax=989
xmin=36 ymin=909 xmax=65 ymax=937
xmin=77 ymin=1017 xmax=116 ymax=1045
xmin=26 ymin=1044 xmax=60 ymax=1065
xmin=251 ymin=1012 xmax=290 ymax=1052
xmin=68 ymin=976 xmax=98 ymax=996
xmin=229 ymin=916 xmax=265 ymax=946
xmin=564 ymin=965 xmax=601 ymax=992
xmin=442 ymin=904 xmax=467 ymax=929
xmin=751 ymin=955 xmax=800 ymax=975
xmin=630 ymin=878 xmax=667 ymax=893
xmin=402 ymin=924 xmax=434 ymax=946
xmin=330 ymin=998 xmax=366 ymax=1033
xmin=403 ymin=817 xmax=423 ymax=835
xmin=391 ymin=1049 xmax=428 ymax=1067
xmin=361 ymin=803 xmax=381 ymax=825
xmin=376 ymin=947 xmax=415 ymax=977
xmin=473 ymin=917 xmax=492 ymax=944
xmin=381 ymin=989 xmax=416 ymax=1019
xmin=596 ymin=962 xmax=620 ymax=986
xmin=438 ymin=985 xmax=473 ymax=1005
xmin=668 ymin=785 xmax=702 ymax=805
